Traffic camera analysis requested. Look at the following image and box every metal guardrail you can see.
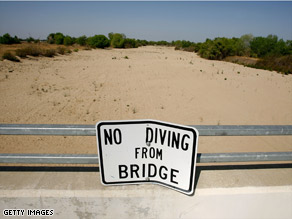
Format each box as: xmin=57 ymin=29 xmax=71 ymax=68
xmin=0 ymin=124 xmax=292 ymax=164
xmin=0 ymin=152 xmax=292 ymax=164
xmin=1 ymin=124 xmax=292 ymax=136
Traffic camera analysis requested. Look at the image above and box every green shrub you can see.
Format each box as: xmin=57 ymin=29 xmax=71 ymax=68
xmin=26 ymin=37 xmax=37 ymax=43
xmin=250 ymin=35 xmax=291 ymax=58
xmin=108 ymin=32 xmax=114 ymax=41
xmin=76 ymin=36 xmax=87 ymax=46
xmin=47 ymin=32 xmax=65 ymax=45
xmin=73 ymin=48 xmax=79 ymax=52
xmin=155 ymin=41 xmax=170 ymax=46
xmin=2 ymin=52 xmax=20 ymax=62
xmin=136 ymin=39 xmax=148 ymax=47
xmin=55 ymin=33 xmax=65 ymax=45
xmin=250 ymin=35 xmax=277 ymax=58
xmin=110 ymin=33 xmax=126 ymax=48
xmin=63 ymin=36 xmax=74 ymax=46
xmin=47 ymin=33 xmax=55 ymax=44
xmin=0 ymin=33 xmax=21 ymax=44
xmin=198 ymin=37 xmax=243 ymax=60
xmin=87 ymin=35 xmax=109 ymax=48
xmin=124 ymin=38 xmax=137 ymax=48
xmin=173 ymin=40 xmax=194 ymax=49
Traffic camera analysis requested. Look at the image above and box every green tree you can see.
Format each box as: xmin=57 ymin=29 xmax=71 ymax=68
xmin=110 ymin=33 xmax=126 ymax=48
xmin=124 ymin=38 xmax=137 ymax=48
xmin=76 ymin=35 xmax=87 ymax=46
xmin=250 ymin=35 xmax=278 ymax=57
xmin=87 ymin=35 xmax=109 ymax=48
xmin=239 ymin=34 xmax=254 ymax=56
xmin=63 ymin=36 xmax=74 ymax=46
xmin=108 ymin=32 xmax=114 ymax=41
xmin=47 ymin=33 xmax=55 ymax=44
xmin=26 ymin=37 xmax=35 ymax=43
xmin=136 ymin=39 xmax=148 ymax=47
xmin=272 ymin=39 xmax=290 ymax=56
xmin=54 ymin=33 xmax=65 ymax=45
xmin=0 ymin=33 xmax=20 ymax=44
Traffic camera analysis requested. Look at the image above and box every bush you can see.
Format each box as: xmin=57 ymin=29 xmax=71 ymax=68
xmin=15 ymin=47 xmax=56 ymax=58
xmin=249 ymin=35 xmax=292 ymax=58
xmin=76 ymin=36 xmax=87 ymax=46
xmin=26 ymin=37 xmax=35 ymax=43
xmin=25 ymin=37 xmax=40 ymax=44
xmin=15 ymin=48 xmax=28 ymax=58
xmin=15 ymin=46 xmax=42 ymax=57
xmin=136 ymin=39 xmax=148 ymax=47
xmin=173 ymin=40 xmax=193 ymax=49
xmin=182 ymin=46 xmax=196 ymax=52
xmin=250 ymin=35 xmax=278 ymax=58
xmin=56 ymin=47 xmax=66 ymax=55
xmin=87 ymin=35 xmax=109 ymax=48
xmin=0 ymin=33 xmax=21 ymax=44
xmin=110 ymin=33 xmax=126 ymax=48
xmin=47 ymin=33 xmax=55 ymax=44
xmin=250 ymin=55 xmax=292 ymax=74
xmin=63 ymin=36 xmax=74 ymax=46
xmin=108 ymin=32 xmax=114 ymax=41
xmin=42 ymin=49 xmax=56 ymax=57
xmin=2 ymin=52 xmax=20 ymax=62
xmin=195 ymin=34 xmax=292 ymax=61
xmin=47 ymin=32 xmax=65 ymax=45
xmin=155 ymin=41 xmax=171 ymax=46
xmin=124 ymin=38 xmax=137 ymax=48
xmin=198 ymin=37 xmax=244 ymax=60
xmin=55 ymin=33 xmax=65 ymax=45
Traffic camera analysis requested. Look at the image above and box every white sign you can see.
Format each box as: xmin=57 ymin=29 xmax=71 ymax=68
xmin=96 ymin=119 xmax=199 ymax=195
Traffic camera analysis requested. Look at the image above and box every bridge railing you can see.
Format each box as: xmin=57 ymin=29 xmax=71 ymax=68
xmin=0 ymin=124 xmax=291 ymax=164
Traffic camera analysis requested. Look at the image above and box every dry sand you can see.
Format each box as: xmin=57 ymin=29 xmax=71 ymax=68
xmin=0 ymin=46 xmax=291 ymax=155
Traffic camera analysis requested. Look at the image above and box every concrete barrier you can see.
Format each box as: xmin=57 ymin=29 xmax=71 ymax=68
xmin=1 ymin=166 xmax=292 ymax=218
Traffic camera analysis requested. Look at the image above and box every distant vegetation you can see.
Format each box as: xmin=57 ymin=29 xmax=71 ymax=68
xmin=0 ymin=33 xmax=21 ymax=44
xmin=0 ymin=32 xmax=291 ymax=74
xmin=182 ymin=34 xmax=292 ymax=74
xmin=44 ymin=32 xmax=172 ymax=49
xmin=196 ymin=34 xmax=291 ymax=60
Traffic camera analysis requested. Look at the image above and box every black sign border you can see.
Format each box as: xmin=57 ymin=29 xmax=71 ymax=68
xmin=96 ymin=120 xmax=198 ymax=195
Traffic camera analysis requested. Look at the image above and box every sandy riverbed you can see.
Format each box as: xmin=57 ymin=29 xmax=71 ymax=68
xmin=0 ymin=46 xmax=291 ymax=155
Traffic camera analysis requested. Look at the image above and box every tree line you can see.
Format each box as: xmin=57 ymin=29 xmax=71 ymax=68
xmin=1 ymin=32 xmax=291 ymax=73
xmin=194 ymin=34 xmax=292 ymax=60
xmin=2 ymin=32 xmax=290 ymax=58
xmin=46 ymin=32 xmax=173 ymax=49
